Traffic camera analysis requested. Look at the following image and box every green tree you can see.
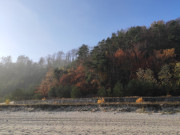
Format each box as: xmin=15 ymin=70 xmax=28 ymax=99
xmin=98 ymin=87 xmax=106 ymax=97
xmin=174 ymin=62 xmax=180 ymax=85
xmin=158 ymin=65 xmax=172 ymax=86
xmin=127 ymin=79 xmax=162 ymax=96
xmin=77 ymin=44 xmax=89 ymax=61
xmin=172 ymin=62 xmax=180 ymax=95
xmin=48 ymin=87 xmax=57 ymax=98
xmin=55 ymin=85 xmax=72 ymax=98
xmin=71 ymin=87 xmax=81 ymax=98
xmin=136 ymin=68 xmax=157 ymax=83
xmin=113 ymin=82 xmax=124 ymax=97
xmin=158 ymin=64 xmax=172 ymax=94
xmin=55 ymin=85 xmax=64 ymax=98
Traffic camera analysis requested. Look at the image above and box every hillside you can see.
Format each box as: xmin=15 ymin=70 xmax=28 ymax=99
xmin=0 ymin=18 xmax=180 ymax=100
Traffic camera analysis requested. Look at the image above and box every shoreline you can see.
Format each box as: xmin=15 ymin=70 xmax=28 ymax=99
xmin=1 ymin=102 xmax=180 ymax=113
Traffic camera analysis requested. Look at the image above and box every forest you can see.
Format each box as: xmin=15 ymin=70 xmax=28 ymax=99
xmin=0 ymin=18 xmax=180 ymax=101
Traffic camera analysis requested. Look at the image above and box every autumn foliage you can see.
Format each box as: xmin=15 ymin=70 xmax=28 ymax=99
xmin=60 ymin=65 xmax=86 ymax=86
xmin=136 ymin=97 xmax=144 ymax=103
xmin=36 ymin=18 xmax=180 ymax=98
xmin=97 ymin=97 xmax=105 ymax=104
xmin=35 ymin=69 xmax=58 ymax=97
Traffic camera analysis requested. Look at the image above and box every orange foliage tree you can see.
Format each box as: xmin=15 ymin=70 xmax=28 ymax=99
xmin=114 ymin=45 xmax=176 ymax=80
xmin=60 ymin=65 xmax=85 ymax=85
xmin=59 ymin=64 xmax=97 ymax=96
xmin=154 ymin=48 xmax=176 ymax=61
xmin=114 ymin=44 xmax=149 ymax=79
xmin=35 ymin=69 xmax=58 ymax=97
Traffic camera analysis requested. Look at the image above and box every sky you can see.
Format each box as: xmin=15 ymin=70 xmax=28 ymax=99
xmin=0 ymin=0 xmax=180 ymax=62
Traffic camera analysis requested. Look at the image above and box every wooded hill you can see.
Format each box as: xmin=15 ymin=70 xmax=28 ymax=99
xmin=1 ymin=18 xmax=180 ymax=100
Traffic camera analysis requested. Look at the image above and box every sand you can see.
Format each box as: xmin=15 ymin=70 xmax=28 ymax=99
xmin=0 ymin=111 xmax=180 ymax=135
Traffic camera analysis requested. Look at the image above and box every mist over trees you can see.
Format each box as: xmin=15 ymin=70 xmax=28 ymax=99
xmin=0 ymin=50 xmax=78 ymax=101
xmin=1 ymin=18 xmax=180 ymax=101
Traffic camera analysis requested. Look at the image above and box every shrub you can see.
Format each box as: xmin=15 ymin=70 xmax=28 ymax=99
xmin=55 ymin=85 xmax=72 ymax=98
xmin=11 ymin=89 xmax=25 ymax=100
xmin=97 ymin=87 xmax=106 ymax=97
xmin=62 ymin=85 xmax=72 ymax=98
xmin=5 ymin=99 xmax=10 ymax=104
xmin=171 ymin=83 xmax=180 ymax=96
xmin=71 ymin=87 xmax=81 ymax=98
xmin=106 ymin=88 xmax=112 ymax=97
xmin=113 ymin=82 xmax=124 ymax=97
xmin=33 ymin=93 xmax=43 ymax=99
xmin=127 ymin=79 xmax=142 ymax=96
xmin=136 ymin=97 xmax=144 ymax=103
xmin=42 ymin=97 xmax=46 ymax=101
xmin=127 ymin=79 xmax=162 ymax=96
xmin=97 ymin=97 xmax=105 ymax=104
xmin=48 ymin=87 xmax=57 ymax=98
xmin=55 ymin=85 xmax=64 ymax=98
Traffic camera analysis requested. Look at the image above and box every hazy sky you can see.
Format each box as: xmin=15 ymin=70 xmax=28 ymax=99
xmin=0 ymin=0 xmax=179 ymax=61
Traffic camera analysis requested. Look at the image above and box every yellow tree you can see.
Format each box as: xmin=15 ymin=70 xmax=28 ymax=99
xmin=174 ymin=62 xmax=180 ymax=85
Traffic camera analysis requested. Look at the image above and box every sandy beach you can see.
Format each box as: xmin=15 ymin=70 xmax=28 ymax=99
xmin=0 ymin=111 xmax=180 ymax=135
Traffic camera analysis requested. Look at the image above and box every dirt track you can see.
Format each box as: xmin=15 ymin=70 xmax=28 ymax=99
xmin=0 ymin=111 xmax=180 ymax=135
